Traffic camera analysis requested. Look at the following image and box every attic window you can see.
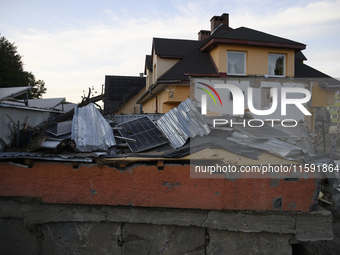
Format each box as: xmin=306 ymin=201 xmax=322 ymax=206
xmin=227 ymin=51 xmax=246 ymax=76
xmin=268 ymin=54 xmax=285 ymax=77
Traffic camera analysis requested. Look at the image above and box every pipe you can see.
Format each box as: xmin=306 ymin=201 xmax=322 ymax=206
xmin=149 ymin=88 xmax=158 ymax=113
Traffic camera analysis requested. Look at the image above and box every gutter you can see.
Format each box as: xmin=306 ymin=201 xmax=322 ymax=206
xmin=200 ymin=38 xmax=306 ymax=52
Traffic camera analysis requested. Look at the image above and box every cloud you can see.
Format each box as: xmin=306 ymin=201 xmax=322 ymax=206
xmin=4 ymin=0 xmax=340 ymax=103
xmin=8 ymin=11 xmax=211 ymax=102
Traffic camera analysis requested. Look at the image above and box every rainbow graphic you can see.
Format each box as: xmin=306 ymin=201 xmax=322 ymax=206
xmin=196 ymin=82 xmax=222 ymax=106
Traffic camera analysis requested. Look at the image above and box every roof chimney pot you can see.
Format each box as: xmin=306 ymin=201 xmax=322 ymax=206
xmin=210 ymin=13 xmax=229 ymax=32
xmin=198 ymin=30 xmax=211 ymax=41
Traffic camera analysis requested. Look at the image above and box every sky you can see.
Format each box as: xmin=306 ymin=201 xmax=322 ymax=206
xmin=1 ymin=0 xmax=340 ymax=103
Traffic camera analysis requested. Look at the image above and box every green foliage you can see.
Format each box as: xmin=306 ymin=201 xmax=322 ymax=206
xmin=0 ymin=36 xmax=46 ymax=98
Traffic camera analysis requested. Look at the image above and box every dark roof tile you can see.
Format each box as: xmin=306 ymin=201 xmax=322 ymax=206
xmin=104 ymin=76 xmax=146 ymax=113
xmin=295 ymin=60 xmax=331 ymax=78
xmin=153 ymin=38 xmax=201 ymax=57
xmin=158 ymin=48 xmax=218 ymax=80
xmin=211 ymin=26 xmax=305 ymax=46
xmin=145 ymin=55 xmax=152 ymax=74
xmin=295 ymin=51 xmax=307 ymax=61
xmin=295 ymin=60 xmax=340 ymax=89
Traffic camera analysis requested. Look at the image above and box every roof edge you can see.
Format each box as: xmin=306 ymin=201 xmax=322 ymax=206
xmin=200 ymin=38 xmax=306 ymax=51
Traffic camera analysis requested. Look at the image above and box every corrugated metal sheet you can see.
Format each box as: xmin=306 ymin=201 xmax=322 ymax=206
xmin=0 ymin=87 xmax=30 ymax=100
xmin=234 ymin=122 xmax=295 ymax=139
xmin=227 ymin=135 xmax=309 ymax=160
xmin=45 ymin=120 xmax=72 ymax=137
xmin=1 ymin=98 xmax=65 ymax=110
xmin=156 ymin=98 xmax=211 ymax=149
xmin=109 ymin=114 xmax=163 ymax=124
xmin=54 ymin=103 xmax=77 ymax=112
xmin=274 ymin=124 xmax=315 ymax=154
xmin=71 ymin=103 xmax=116 ymax=152
xmin=0 ymin=103 xmax=55 ymax=112
xmin=0 ymin=152 xmax=95 ymax=162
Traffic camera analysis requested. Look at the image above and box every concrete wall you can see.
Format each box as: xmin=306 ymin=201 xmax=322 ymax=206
xmin=0 ymin=198 xmax=333 ymax=255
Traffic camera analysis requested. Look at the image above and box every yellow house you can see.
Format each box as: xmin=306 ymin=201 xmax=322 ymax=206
xmin=136 ymin=13 xmax=339 ymax=129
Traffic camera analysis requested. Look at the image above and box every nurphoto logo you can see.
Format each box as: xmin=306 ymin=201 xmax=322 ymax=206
xmin=196 ymin=81 xmax=312 ymax=128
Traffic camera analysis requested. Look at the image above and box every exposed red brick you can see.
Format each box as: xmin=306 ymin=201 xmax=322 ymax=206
xmin=0 ymin=162 xmax=317 ymax=212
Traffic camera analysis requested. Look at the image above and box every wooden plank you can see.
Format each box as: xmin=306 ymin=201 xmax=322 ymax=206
xmin=24 ymin=158 xmax=33 ymax=168
xmin=96 ymin=157 xmax=223 ymax=162
xmin=158 ymin=160 xmax=164 ymax=170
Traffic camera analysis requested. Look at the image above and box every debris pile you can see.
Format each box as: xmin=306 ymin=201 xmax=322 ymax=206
xmin=1 ymin=86 xmax=340 ymax=212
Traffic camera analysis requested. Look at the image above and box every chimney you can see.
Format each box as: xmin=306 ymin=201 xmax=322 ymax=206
xmin=198 ymin=30 xmax=211 ymax=41
xmin=210 ymin=13 xmax=229 ymax=32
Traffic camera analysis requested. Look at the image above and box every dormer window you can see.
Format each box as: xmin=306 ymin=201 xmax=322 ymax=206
xmin=227 ymin=51 xmax=246 ymax=75
xmin=268 ymin=54 xmax=285 ymax=77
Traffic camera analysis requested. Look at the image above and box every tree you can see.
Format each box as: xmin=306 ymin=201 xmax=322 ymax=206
xmin=0 ymin=36 xmax=46 ymax=98
xmin=25 ymin=71 xmax=47 ymax=99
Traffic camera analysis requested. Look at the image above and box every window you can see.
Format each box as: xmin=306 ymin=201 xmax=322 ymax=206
xmin=268 ymin=54 xmax=285 ymax=76
xmin=227 ymin=51 xmax=246 ymax=75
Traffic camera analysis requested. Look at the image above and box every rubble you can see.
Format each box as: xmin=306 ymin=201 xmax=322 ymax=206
xmin=1 ymin=90 xmax=340 ymax=213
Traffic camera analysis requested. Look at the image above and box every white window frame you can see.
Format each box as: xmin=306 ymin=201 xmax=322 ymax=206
xmin=268 ymin=53 xmax=286 ymax=77
xmin=227 ymin=51 xmax=246 ymax=76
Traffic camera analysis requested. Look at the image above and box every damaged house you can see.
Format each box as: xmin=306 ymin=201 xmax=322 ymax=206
xmin=105 ymin=13 xmax=338 ymax=133
xmin=1 ymin=13 xmax=340 ymax=255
